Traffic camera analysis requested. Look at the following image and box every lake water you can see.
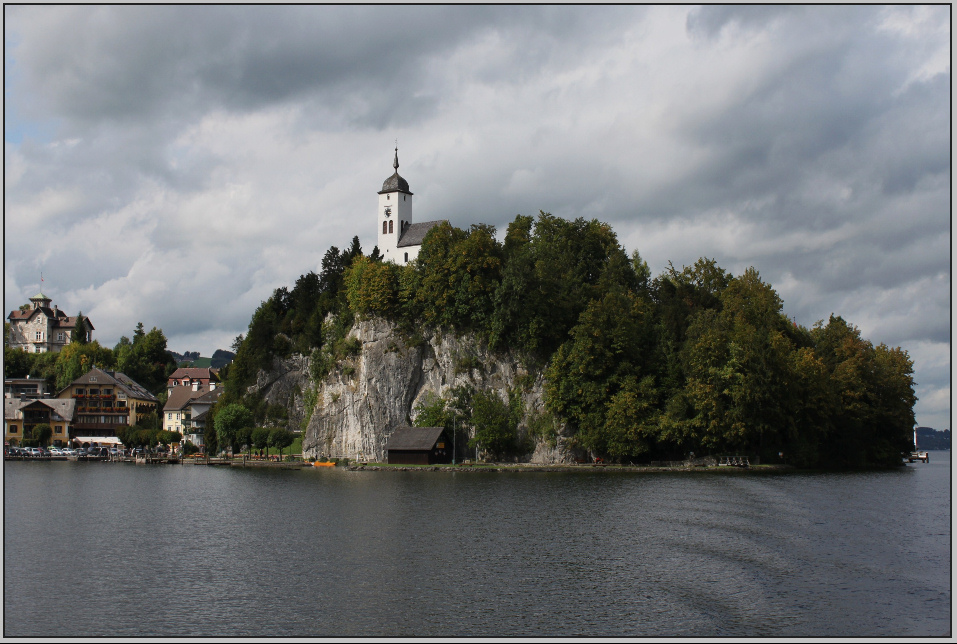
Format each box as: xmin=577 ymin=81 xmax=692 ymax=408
xmin=4 ymin=454 xmax=951 ymax=637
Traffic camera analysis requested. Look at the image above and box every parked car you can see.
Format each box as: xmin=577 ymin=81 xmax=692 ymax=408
xmin=61 ymin=447 xmax=77 ymax=456
xmin=47 ymin=447 xmax=63 ymax=456
xmin=75 ymin=448 xmax=88 ymax=456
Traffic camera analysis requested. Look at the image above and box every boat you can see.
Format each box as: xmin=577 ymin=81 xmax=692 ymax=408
xmin=313 ymin=461 xmax=336 ymax=467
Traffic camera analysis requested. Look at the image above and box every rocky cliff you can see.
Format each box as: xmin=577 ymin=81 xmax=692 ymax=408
xmin=247 ymin=318 xmax=577 ymax=463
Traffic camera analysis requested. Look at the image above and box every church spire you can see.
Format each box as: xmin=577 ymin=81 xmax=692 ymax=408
xmin=393 ymin=146 xmax=400 ymax=171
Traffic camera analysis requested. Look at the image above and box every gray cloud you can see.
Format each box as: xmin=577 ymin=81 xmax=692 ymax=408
xmin=4 ymin=5 xmax=950 ymax=427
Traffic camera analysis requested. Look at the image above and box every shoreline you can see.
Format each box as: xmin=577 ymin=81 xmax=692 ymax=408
xmin=346 ymin=463 xmax=798 ymax=473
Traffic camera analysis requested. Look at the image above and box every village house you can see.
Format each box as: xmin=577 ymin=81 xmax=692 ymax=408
xmin=163 ymin=384 xmax=220 ymax=441
xmin=4 ymin=376 xmax=50 ymax=399
xmin=4 ymin=397 xmax=76 ymax=447
xmin=183 ymin=388 xmax=221 ymax=448
xmin=57 ymin=367 xmax=159 ymax=446
xmin=166 ymin=367 xmax=220 ymax=396
xmin=6 ymin=293 xmax=93 ymax=353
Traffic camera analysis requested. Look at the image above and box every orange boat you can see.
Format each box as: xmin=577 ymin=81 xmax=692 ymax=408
xmin=313 ymin=461 xmax=336 ymax=467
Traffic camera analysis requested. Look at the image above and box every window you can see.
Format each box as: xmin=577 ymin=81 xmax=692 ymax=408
xmin=9 ymin=426 xmax=17 ymax=434
xmin=57 ymin=332 xmax=65 ymax=342
xmin=90 ymin=377 xmax=97 ymax=382
xmin=104 ymin=389 xmax=112 ymax=395
xmin=387 ymin=194 xmax=390 ymax=200
xmin=35 ymin=347 xmax=41 ymax=353
xmin=76 ymin=388 xmax=84 ymax=395
xmin=55 ymin=426 xmax=63 ymax=434
xmin=168 ymin=413 xmax=172 ymax=420
xmin=389 ymin=220 xmax=393 ymax=234
xmin=89 ymin=389 xmax=99 ymax=395
xmin=383 ymin=221 xmax=388 ymax=234
xmin=404 ymin=252 xmax=409 ymax=263
xmin=36 ymin=331 xmax=43 ymax=341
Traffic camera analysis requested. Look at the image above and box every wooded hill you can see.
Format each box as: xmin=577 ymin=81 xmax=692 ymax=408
xmin=223 ymin=212 xmax=917 ymax=468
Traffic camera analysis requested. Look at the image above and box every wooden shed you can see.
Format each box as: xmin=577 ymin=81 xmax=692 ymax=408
xmin=386 ymin=426 xmax=452 ymax=465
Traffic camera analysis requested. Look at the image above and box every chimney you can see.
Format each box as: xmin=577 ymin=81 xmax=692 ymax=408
xmin=192 ymin=382 xmax=199 ymax=391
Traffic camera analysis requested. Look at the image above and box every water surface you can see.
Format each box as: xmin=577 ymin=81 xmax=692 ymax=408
xmin=4 ymin=454 xmax=951 ymax=637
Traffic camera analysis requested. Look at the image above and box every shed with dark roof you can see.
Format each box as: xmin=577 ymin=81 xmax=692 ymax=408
xmin=386 ymin=426 xmax=452 ymax=465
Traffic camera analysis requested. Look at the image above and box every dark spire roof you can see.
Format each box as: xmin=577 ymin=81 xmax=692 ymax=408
xmin=378 ymin=147 xmax=413 ymax=195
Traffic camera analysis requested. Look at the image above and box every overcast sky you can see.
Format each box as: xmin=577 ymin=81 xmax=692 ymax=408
xmin=4 ymin=6 xmax=950 ymax=428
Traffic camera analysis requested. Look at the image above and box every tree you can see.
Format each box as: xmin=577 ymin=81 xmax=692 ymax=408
xmin=344 ymin=256 xmax=401 ymax=319
xmin=268 ymin=427 xmax=294 ymax=458
xmin=115 ymin=324 xmax=176 ymax=395
xmin=4 ymin=348 xmax=32 ymax=378
xmin=70 ymin=314 xmax=92 ymax=344
xmin=54 ymin=340 xmax=115 ymax=390
xmin=28 ymin=423 xmax=52 ymax=447
xmin=468 ymin=389 xmax=521 ymax=461
xmin=215 ymin=403 xmax=253 ymax=455
xmin=251 ymin=427 xmax=271 ymax=455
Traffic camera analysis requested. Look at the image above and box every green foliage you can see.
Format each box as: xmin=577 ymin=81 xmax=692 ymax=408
xmin=4 ymin=348 xmax=33 ymax=378
xmin=215 ymin=403 xmax=254 ymax=454
xmin=468 ymin=388 xmax=528 ymax=460
xmin=268 ymin=427 xmax=295 ymax=457
xmin=113 ymin=324 xmax=177 ymax=395
xmin=413 ymin=393 xmax=451 ymax=428
xmin=526 ymin=409 xmax=559 ymax=448
xmin=54 ymin=341 xmax=115 ymax=391
xmin=218 ymin=217 xmax=918 ymax=469
xmin=252 ymin=427 xmax=271 ymax=453
xmin=28 ymin=423 xmax=52 ymax=447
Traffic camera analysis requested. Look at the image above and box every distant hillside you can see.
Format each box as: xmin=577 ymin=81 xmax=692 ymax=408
xmin=211 ymin=349 xmax=235 ymax=368
xmin=916 ymin=427 xmax=950 ymax=451
xmin=172 ymin=349 xmax=235 ymax=369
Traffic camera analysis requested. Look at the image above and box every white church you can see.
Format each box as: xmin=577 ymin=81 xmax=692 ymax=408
xmin=376 ymin=148 xmax=444 ymax=265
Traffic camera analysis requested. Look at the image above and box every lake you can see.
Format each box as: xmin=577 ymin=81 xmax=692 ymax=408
xmin=4 ymin=453 xmax=951 ymax=637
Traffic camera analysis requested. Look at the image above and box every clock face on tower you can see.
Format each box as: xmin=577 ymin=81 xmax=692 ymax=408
xmin=384 ymin=206 xmax=392 ymax=217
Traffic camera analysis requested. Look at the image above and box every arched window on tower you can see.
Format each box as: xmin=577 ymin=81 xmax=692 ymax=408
xmin=389 ymin=220 xmax=393 ymax=234
xmin=383 ymin=221 xmax=388 ymax=234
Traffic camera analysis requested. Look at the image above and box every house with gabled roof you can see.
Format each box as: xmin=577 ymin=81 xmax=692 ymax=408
xmin=5 ymin=397 xmax=76 ymax=447
xmin=56 ymin=367 xmax=159 ymax=443
xmin=6 ymin=293 xmax=93 ymax=353
xmin=166 ymin=367 xmax=220 ymax=396
xmin=385 ymin=426 xmax=452 ymax=465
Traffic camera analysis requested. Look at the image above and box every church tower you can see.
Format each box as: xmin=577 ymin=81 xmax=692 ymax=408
xmin=377 ymin=147 xmax=413 ymax=264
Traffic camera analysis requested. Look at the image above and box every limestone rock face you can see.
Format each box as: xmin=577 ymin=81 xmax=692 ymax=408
xmin=246 ymin=354 xmax=312 ymax=434
xmin=278 ymin=317 xmax=578 ymax=463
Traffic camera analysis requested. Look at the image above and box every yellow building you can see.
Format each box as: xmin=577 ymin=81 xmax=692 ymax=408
xmin=5 ymin=397 xmax=76 ymax=447
xmin=57 ymin=367 xmax=159 ymax=445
